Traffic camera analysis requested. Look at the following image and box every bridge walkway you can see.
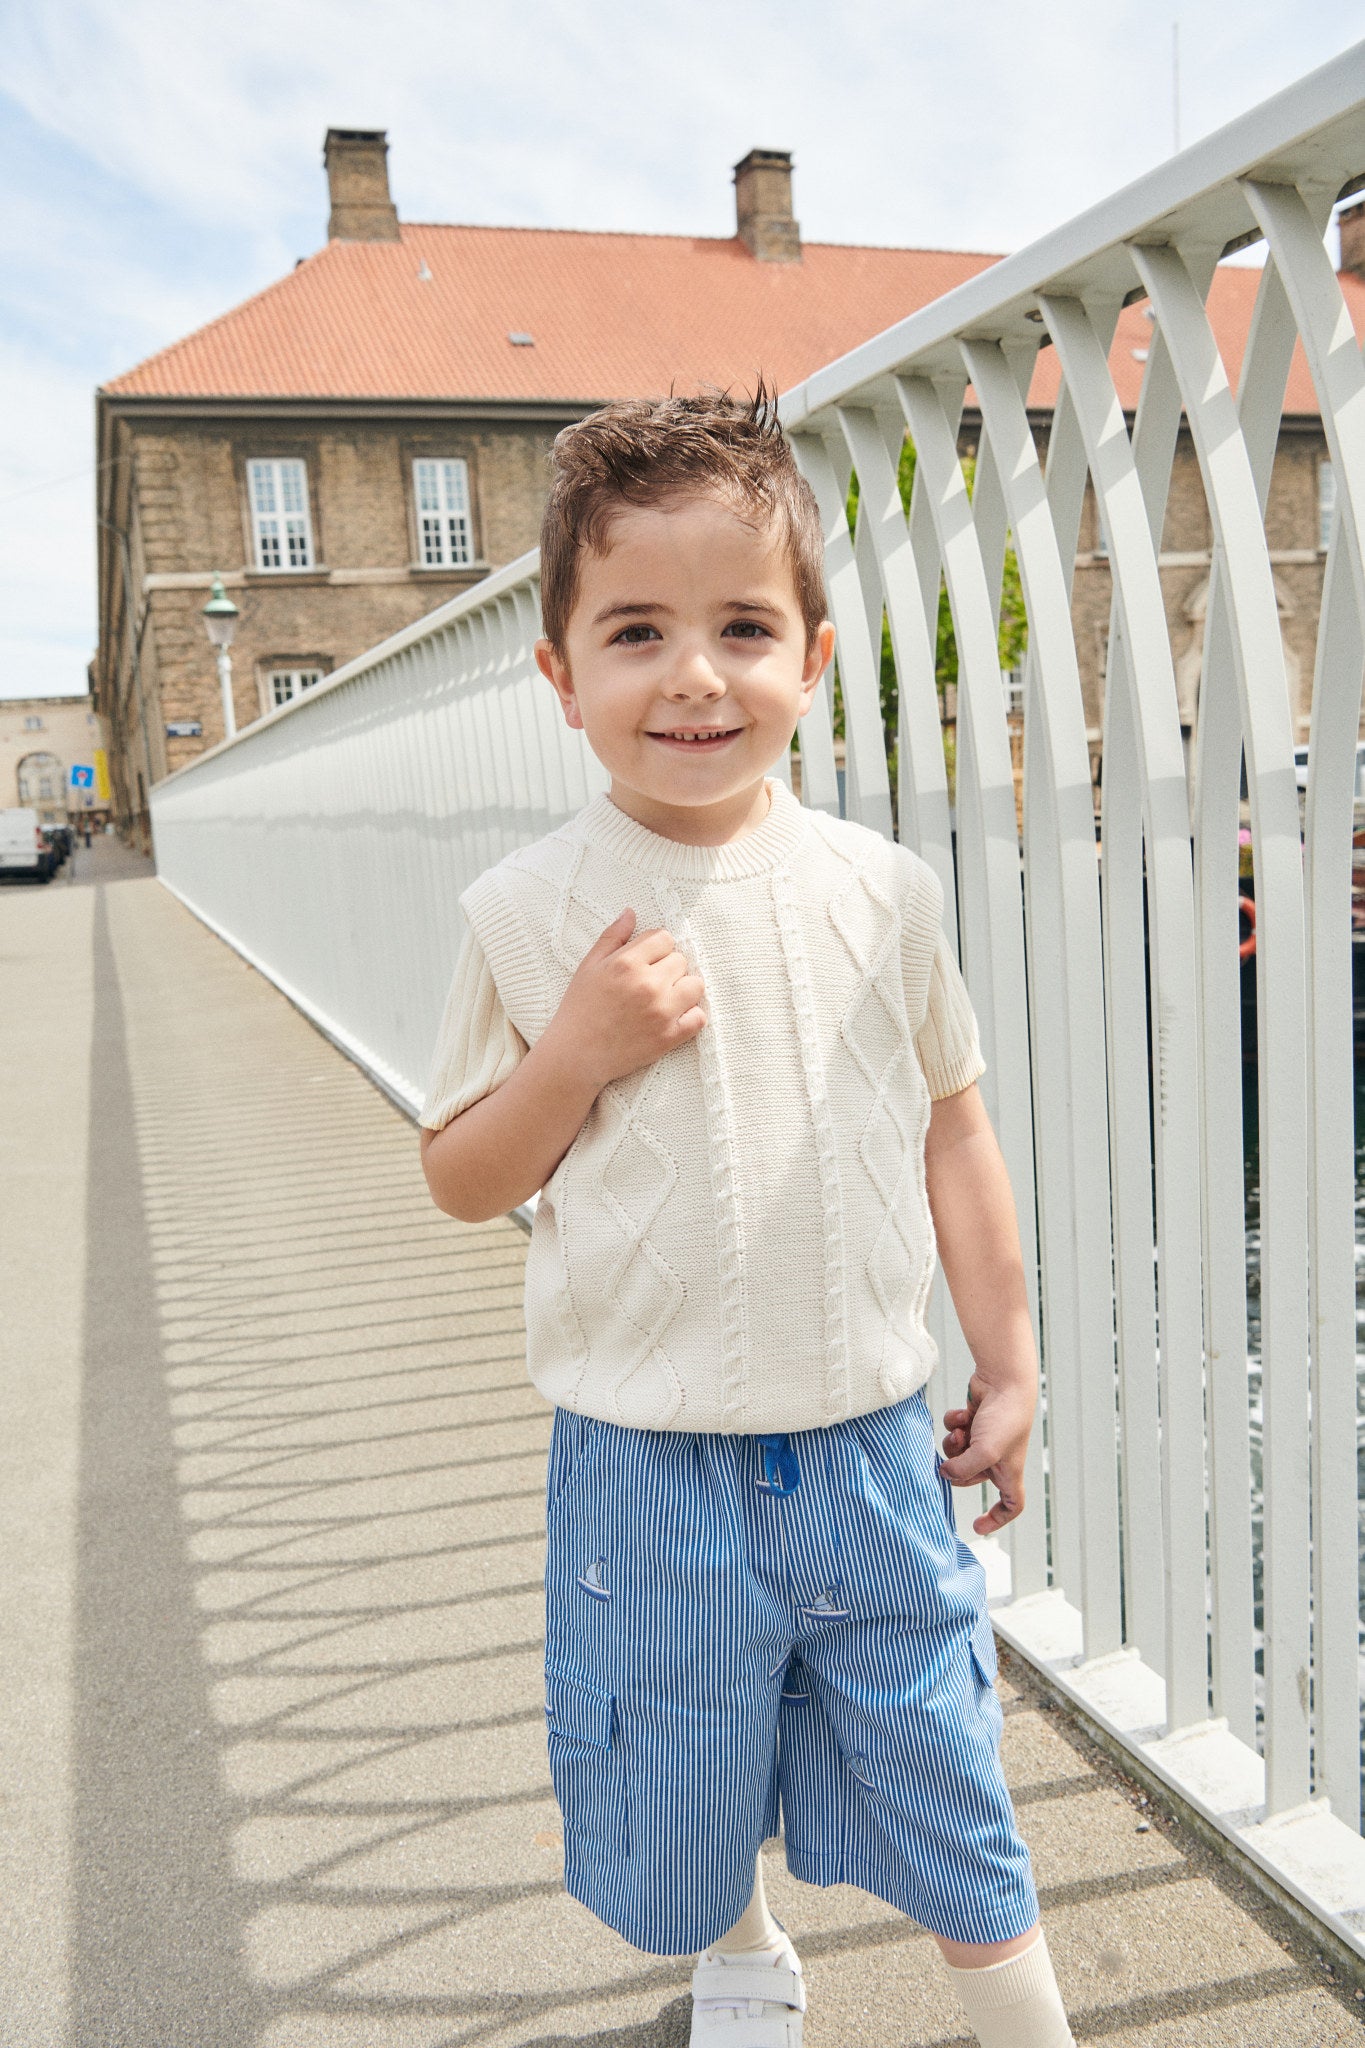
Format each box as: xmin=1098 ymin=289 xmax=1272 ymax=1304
xmin=2 ymin=838 xmax=1361 ymax=2045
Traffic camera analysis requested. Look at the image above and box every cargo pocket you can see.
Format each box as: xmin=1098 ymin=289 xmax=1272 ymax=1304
xmin=544 ymin=1668 xmax=630 ymax=1864
xmin=969 ymin=1622 xmax=1005 ymax=1745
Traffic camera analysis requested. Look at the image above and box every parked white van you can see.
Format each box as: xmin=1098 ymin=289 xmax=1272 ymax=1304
xmin=0 ymin=807 xmax=52 ymax=880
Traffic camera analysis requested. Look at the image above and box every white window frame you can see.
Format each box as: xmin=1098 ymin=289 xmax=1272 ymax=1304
xmin=1319 ymin=458 xmax=1336 ymax=553
xmin=269 ymin=668 xmax=324 ymax=709
xmin=248 ymin=458 xmax=314 ymax=572
xmin=413 ymin=458 xmax=473 ymax=568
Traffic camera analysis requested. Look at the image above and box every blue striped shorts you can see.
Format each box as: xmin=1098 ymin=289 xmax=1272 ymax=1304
xmin=543 ymin=1389 xmax=1039 ymax=1956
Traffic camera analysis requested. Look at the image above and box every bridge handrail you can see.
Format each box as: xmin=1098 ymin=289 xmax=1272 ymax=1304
xmin=151 ymin=41 xmax=1365 ymax=1958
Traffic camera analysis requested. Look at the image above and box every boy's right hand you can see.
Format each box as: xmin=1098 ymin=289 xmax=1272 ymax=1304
xmin=546 ymin=908 xmax=708 ymax=1091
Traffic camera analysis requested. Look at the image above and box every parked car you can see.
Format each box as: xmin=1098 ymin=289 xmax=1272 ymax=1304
xmin=39 ymin=823 xmax=71 ymax=868
xmin=0 ymin=807 xmax=53 ymax=881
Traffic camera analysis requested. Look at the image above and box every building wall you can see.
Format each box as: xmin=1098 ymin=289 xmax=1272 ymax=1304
xmin=95 ymin=407 xmax=570 ymax=812
xmin=0 ymin=698 xmax=112 ymax=823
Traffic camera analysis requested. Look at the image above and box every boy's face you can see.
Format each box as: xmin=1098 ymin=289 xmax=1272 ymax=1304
xmin=535 ymin=493 xmax=835 ymax=836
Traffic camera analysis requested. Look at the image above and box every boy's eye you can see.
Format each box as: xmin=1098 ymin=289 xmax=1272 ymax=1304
xmin=613 ymin=624 xmax=661 ymax=645
xmin=723 ymin=619 xmax=771 ymax=640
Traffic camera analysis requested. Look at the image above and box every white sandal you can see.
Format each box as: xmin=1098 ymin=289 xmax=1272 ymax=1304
xmin=689 ymin=1946 xmax=806 ymax=2046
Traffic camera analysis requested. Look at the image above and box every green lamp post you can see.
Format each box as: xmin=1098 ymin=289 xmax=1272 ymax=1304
xmin=201 ymin=574 xmax=241 ymax=740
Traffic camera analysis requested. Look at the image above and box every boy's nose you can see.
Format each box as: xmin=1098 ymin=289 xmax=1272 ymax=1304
xmin=664 ymin=646 xmax=726 ymax=698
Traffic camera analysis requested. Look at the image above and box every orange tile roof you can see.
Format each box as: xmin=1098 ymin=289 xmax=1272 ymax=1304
xmin=103 ymin=220 xmax=1363 ymax=415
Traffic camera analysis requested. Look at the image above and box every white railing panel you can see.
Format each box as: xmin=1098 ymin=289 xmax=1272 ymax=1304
xmin=149 ymin=43 xmax=1365 ymax=1956
xmin=150 ymin=557 xmax=610 ymax=1112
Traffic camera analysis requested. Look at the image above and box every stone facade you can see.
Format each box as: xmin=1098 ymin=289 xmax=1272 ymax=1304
xmin=95 ymin=401 xmax=575 ymax=834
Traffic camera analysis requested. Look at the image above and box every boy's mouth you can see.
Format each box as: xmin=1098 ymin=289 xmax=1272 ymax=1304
xmin=646 ymin=727 xmax=744 ymax=752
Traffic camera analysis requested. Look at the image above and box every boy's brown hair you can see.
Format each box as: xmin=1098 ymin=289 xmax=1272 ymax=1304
xmin=538 ymin=382 xmax=828 ymax=653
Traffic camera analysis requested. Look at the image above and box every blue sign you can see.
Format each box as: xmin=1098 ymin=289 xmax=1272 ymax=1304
xmin=70 ymin=764 xmax=94 ymax=788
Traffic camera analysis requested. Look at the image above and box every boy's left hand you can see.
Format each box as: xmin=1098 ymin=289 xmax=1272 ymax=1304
xmin=938 ymin=1372 xmax=1035 ymax=1535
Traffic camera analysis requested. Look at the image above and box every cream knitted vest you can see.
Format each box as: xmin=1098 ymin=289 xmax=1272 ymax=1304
xmin=459 ymin=775 xmax=947 ymax=1434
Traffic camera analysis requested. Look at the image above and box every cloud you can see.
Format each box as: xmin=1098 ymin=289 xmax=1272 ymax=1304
xmin=0 ymin=0 xmax=1360 ymax=696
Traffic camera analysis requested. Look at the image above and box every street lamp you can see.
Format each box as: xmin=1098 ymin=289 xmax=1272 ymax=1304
xmin=202 ymin=573 xmax=241 ymax=740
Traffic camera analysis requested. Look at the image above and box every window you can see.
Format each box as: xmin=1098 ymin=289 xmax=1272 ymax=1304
xmin=248 ymin=459 xmax=314 ymax=571
xmin=23 ymin=715 xmax=43 ymax=730
xmin=1003 ymin=668 xmax=1026 ymax=718
xmin=17 ymin=752 xmax=63 ymax=804
xmin=413 ymin=458 xmax=473 ymax=567
xmin=1319 ymin=459 xmax=1336 ymax=552
xmin=270 ymin=668 xmax=324 ymax=708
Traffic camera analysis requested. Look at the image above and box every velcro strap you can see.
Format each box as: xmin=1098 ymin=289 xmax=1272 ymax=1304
xmin=690 ymin=1961 xmax=806 ymax=2013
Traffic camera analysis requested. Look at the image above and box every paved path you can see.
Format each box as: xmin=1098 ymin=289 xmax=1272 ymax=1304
xmin=3 ymin=845 xmax=1363 ymax=2045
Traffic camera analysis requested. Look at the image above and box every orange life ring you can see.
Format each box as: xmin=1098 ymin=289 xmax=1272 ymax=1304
xmin=1238 ymin=896 xmax=1256 ymax=960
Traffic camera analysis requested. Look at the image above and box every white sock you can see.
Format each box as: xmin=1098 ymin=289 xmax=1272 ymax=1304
xmin=942 ymin=1928 xmax=1074 ymax=2047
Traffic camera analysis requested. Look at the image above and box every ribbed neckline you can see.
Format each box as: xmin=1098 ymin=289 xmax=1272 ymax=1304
xmin=576 ymin=775 xmax=811 ymax=880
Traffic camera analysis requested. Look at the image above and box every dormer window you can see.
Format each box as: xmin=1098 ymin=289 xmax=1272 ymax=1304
xmin=248 ymin=458 xmax=314 ymax=571
xmin=413 ymin=459 xmax=473 ymax=568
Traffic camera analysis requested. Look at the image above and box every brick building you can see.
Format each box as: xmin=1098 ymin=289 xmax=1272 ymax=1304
xmin=93 ymin=132 xmax=1365 ymax=843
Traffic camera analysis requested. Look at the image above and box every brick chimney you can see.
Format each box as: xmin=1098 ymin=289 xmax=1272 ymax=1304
xmin=1339 ymin=200 xmax=1365 ymax=278
xmin=733 ymin=149 xmax=801 ymax=263
xmin=323 ymin=128 xmax=400 ymax=242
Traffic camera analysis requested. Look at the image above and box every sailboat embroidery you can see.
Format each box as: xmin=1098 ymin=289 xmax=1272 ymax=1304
xmin=577 ymin=1558 xmax=612 ymax=1602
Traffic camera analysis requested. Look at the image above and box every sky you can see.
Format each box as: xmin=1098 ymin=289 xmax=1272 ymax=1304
xmin=0 ymin=0 xmax=1361 ymax=700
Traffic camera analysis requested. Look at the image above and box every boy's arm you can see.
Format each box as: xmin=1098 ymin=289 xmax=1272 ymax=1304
xmin=924 ymin=1080 xmax=1038 ymax=1535
xmin=421 ymin=906 xmax=707 ymax=1224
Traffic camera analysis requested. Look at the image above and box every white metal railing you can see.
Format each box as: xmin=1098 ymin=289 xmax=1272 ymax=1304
xmin=151 ymin=45 xmax=1365 ymax=1953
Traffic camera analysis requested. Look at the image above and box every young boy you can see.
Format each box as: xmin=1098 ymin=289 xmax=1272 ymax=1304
xmin=419 ymin=391 xmax=1075 ymax=2048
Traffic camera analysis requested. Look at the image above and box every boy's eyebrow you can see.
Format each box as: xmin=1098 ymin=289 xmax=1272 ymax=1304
xmin=592 ymin=597 xmax=788 ymax=627
xmin=592 ymin=600 xmax=674 ymax=626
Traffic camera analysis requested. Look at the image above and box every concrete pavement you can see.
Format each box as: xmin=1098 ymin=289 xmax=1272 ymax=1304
xmin=2 ymin=839 xmax=1363 ymax=2045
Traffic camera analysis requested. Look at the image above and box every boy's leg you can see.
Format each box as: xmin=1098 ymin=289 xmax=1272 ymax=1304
xmin=691 ymin=1852 xmax=806 ymax=2044
xmin=938 ymin=1927 xmax=1074 ymax=2047
xmin=709 ymin=1853 xmax=787 ymax=1955
xmin=542 ymin=1412 xmax=789 ymax=1957
xmin=765 ymin=1395 xmax=1075 ymax=2043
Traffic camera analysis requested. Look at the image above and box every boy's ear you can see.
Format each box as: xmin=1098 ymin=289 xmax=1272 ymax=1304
xmin=800 ymin=621 xmax=836 ymax=701
xmin=535 ymin=637 xmax=583 ymax=730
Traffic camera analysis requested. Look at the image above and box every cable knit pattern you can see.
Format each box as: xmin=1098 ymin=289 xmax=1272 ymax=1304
xmin=429 ymin=775 xmax=987 ymax=1433
xmin=771 ymin=865 xmax=850 ymax=1425
xmin=655 ymin=879 xmax=751 ymax=1427
xmin=826 ymin=851 xmax=923 ymax=1399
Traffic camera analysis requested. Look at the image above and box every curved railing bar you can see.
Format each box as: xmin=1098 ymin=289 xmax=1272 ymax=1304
xmin=1183 ymin=251 xmax=1291 ymax=1756
xmin=1034 ymin=315 xmax=1173 ymax=1671
xmin=1039 ymin=289 xmax=1209 ymax=1738
xmin=893 ymin=374 xmax=1041 ymax=1502
xmin=1134 ymin=239 xmax=1313 ymax=1814
xmin=1244 ymin=176 xmax=1365 ymax=1828
xmin=963 ymin=335 xmax=1121 ymax=1653
xmin=788 ymin=432 xmax=894 ymax=838
xmin=829 ymin=403 xmax=987 ymax=1545
xmin=834 ymin=406 xmax=955 ymax=898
